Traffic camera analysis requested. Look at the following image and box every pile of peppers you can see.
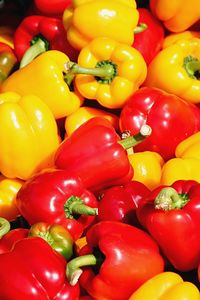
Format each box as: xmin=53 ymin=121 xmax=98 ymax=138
xmin=0 ymin=0 xmax=200 ymax=299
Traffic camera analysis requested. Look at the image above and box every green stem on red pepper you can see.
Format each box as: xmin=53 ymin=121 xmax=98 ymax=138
xmin=20 ymin=35 xmax=49 ymax=69
xmin=133 ymin=22 xmax=148 ymax=34
xmin=183 ymin=55 xmax=200 ymax=79
xmin=0 ymin=217 xmax=10 ymax=238
xmin=154 ymin=187 xmax=189 ymax=211
xmin=64 ymin=196 xmax=98 ymax=219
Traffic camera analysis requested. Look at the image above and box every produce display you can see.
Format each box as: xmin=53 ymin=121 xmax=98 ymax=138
xmin=0 ymin=0 xmax=200 ymax=299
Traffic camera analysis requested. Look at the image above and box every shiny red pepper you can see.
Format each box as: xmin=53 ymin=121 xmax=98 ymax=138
xmin=0 ymin=237 xmax=80 ymax=299
xmin=137 ymin=180 xmax=200 ymax=271
xmin=34 ymin=0 xmax=71 ymax=16
xmin=55 ymin=117 xmax=152 ymax=193
xmin=98 ymin=180 xmax=150 ymax=227
xmin=119 ymin=87 xmax=200 ymax=161
xmin=16 ymin=169 xmax=98 ymax=240
xmin=133 ymin=8 xmax=165 ymax=65
xmin=14 ymin=15 xmax=78 ymax=67
xmin=0 ymin=42 xmax=17 ymax=84
xmin=66 ymin=221 xmax=164 ymax=300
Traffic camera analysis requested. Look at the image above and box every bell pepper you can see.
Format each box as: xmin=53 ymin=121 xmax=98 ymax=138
xmin=161 ymin=131 xmax=200 ymax=185
xmin=162 ymin=30 xmax=200 ymax=49
xmin=14 ymin=15 xmax=78 ymax=68
xmin=98 ymin=180 xmax=150 ymax=226
xmin=132 ymin=8 xmax=165 ymax=65
xmin=150 ymin=0 xmax=200 ymax=32
xmin=34 ymin=0 xmax=71 ymax=16
xmin=0 ymin=237 xmax=80 ymax=299
xmin=128 ymin=151 xmax=164 ymax=190
xmin=0 ymin=42 xmax=17 ymax=85
xmin=64 ymin=106 xmax=119 ymax=136
xmin=0 ymin=91 xmax=60 ymax=180
xmin=63 ymin=0 xmax=139 ymax=51
xmin=64 ymin=37 xmax=147 ymax=109
xmin=0 ymin=174 xmax=23 ymax=221
xmin=16 ymin=168 xmax=98 ymax=240
xmin=137 ymin=179 xmax=200 ymax=271
xmin=129 ymin=271 xmax=200 ymax=300
xmin=55 ymin=117 xmax=152 ymax=192
xmin=66 ymin=221 xmax=164 ymax=300
xmin=119 ymin=87 xmax=200 ymax=161
xmin=0 ymin=26 xmax=14 ymax=48
xmin=144 ymin=38 xmax=200 ymax=104
xmin=1 ymin=50 xmax=83 ymax=119
xmin=0 ymin=227 xmax=29 ymax=254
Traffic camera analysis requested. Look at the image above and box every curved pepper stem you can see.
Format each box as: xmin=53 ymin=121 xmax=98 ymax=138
xmin=64 ymin=196 xmax=98 ymax=219
xmin=119 ymin=124 xmax=152 ymax=150
xmin=0 ymin=217 xmax=10 ymax=238
xmin=154 ymin=187 xmax=189 ymax=211
xmin=183 ymin=55 xmax=200 ymax=79
xmin=20 ymin=36 xmax=49 ymax=68
xmin=133 ymin=22 xmax=148 ymax=34
xmin=64 ymin=60 xmax=118 ymax=84
xmin=66 ymin=254 xmax=97 ymax=286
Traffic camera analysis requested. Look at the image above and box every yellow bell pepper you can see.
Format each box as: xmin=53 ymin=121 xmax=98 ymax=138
xmin=128 ymin=151 xmax=164 ymax=190
xmin=162 ymin=31 xmax=200 ymax=49
xmin=129 ymin=271 xmax=200 ymax=300
xmin=0 ymin=92 xmax=60 ymax=180
xmin=145 ymin=38 xmax=200 ymax=104
xmin=161 ymin=131 xmax=200 ymax=185
xmin=63 ymin=0 xmax=139 ymax=51
xmin=0 ymin=26 xmax=14 ymax=48
xmin=65 ymin=37 xmax=147 ymax=109
xmin=150 ymin=0 xmax=200 ymax=32
xmin=64 ymin=106 xmax=119 ymax=136
xmin=0 ymin=175 xmax=23 ymax=221
xmin=1 ymin=50 xmax=84 ymax=119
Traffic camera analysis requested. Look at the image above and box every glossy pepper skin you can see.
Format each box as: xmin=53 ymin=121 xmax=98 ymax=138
xmin=14 ymin=15 xmax=78 ymax=68
xmin=145 ymin=38 xmax=200 ymax=104
xmin=161 ymin=131 xmax=200 ymax=185
xmin=0 ymin=175 xmax=23 ymax=221
xmin=65 ymin=37 xmax=147 ymax=109
xmin=0 ymin=42 xmax=17 ymax=84
xmin=162 ymin=30 xmax=200 ymax=49
xmin=129 ymin=271 xmax=200 ymax=300
xmin=16 ymin=169 xmax=98 ymax=240
xmin=119 ymin=87 xmax=200 ymax=161
xmin=34 ymin=0 xmax=71 ymax=16
xmin=98 ymin=181 xmax=150 ymax=226
xmin=63 ymin=0 xmax=139 ymax=51
xmin=0 ymin=226 xmax=29 ymax=254
xmin=66 ymin=221 xmax=164 ymax=300
xmin=150 ymin=0 xmax=200 ymax=32
xmin=0 ymin=92 xmax=60 ymax=180
xmin=55 ymin=117 xmax=151 ymax=192
xmin=137 ymin=179 xmax=200 ymax=271
xmin=133 ymin=8 xmax=165 ymax=65
xmin=0 ymin=237 xmax=80 ymax=299
xmin=1 ymin=50 xmax=83 ymax=119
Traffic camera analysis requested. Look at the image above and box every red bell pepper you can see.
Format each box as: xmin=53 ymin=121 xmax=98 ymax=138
xmin=98 ymin=180 xmax=150 ymax=226
xmin=14 ymin=15 xmax=78 ymax=68
xmin=55 ymin=117 xmax=152 ymax=193
xmin=119 ymin=87 xmax=200 ymax=161
xmin=137 ymin=179 xmax=200 ymax=271
xmin=66 ymin=221 xmax=164 ymax=300
xmin=0 ymin=237 xmax=80 ymax=299
xmin=0 ymin=42 xmax=17 ymax=83
xmin=133 ymin=8 xmax=165 ymax=65
xmin=34 ymin=0 xmax=71 ymax=16
xmin=16 ymin=169 xmax=98 ymax=240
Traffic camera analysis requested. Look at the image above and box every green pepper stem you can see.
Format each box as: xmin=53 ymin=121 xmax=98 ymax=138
xmin=134 ymin=22 xmax=148 ymax=34
xmin=20 ymin=37 xmax=48 ymax=69
xmin=66 ymin=254 xmax=97 ymax=286
xmin=154 ymin=187 xmax=189 ymax=210
xmin=183 ymin=55 xmax=200 ymax=79
xmin=0 ymin=217 xmax=10 ymax=238
xmin=64 ymin=196 xmax=98 ymax=219
xmin=119 ymin=124 xmax=152 ymax=150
